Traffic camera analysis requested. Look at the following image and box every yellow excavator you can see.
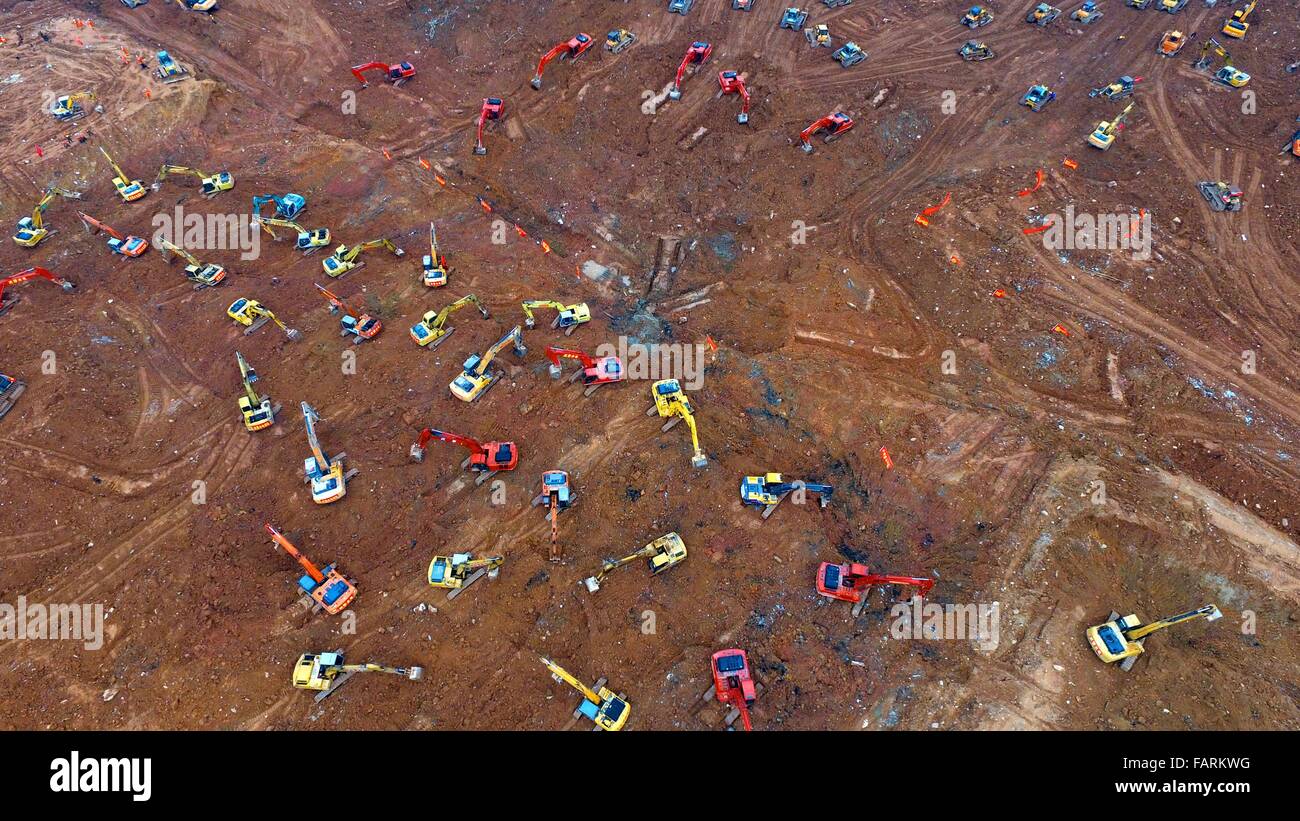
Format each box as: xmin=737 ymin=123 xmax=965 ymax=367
xmin=583 ymin=532 xmax=687 ymax=593
xmin=235 ymin=351 xmax=278 ymax=432
xmin=539 ymin=657 xmax=630 ymax=731
xmin=1087 ymin=101 xmax=1134 ymax=150
xmin=422 ymin=222 xmax=450 ymax=287
xmin=409 ymin=293 xmax=489 ymax=348
xmin=322 ymin=237 xmax=404 ymax=278
xmin=648 ymin=378 xmax=707 ymax=468
xmin=153 ymin=163 xmax=235 ymax=197
xmin=253 ymin=216 xmax=331 ymax=253
xmin=1194 ymin=38 xmax=1250 ymax=87
xmin=50 ymin=91 xmax=95 ymax=121
xmin=521 ymin=299 xmax=591 ymax=336
xmin=158 ymin=238 xmax=227 ymax=289
xmin=1087 ymin=604 xmax=1222 ymax=671
xmin=450 ymin=325 xmax=527 ymax=402
xmin=1222 ymin=0 xmax=1256 ymax=40
xmin=292 ymin=651 xmax=424 ymax=703
xmin=98 ymin=147 xmax=147 ymax=202
xmin=227 ymin=297 xmax=301 ymax=340
xmin=427 ymin=553 xmax=503 ymax=599
xmin=13 ymin=186 xmax=81 ymax=247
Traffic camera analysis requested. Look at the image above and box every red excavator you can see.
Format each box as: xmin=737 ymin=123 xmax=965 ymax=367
xmin=800 ymin=112 xmax=854 ymax=153
xmin=544 ymin=346 xmax=624 ymax=396
xmin=711 ymin=649 xmax=756 ymax=731
xmin=718 ymin=71 xmax=751 ymax=124
xmin=531 ymin=33 xmax=595 ymax=90
xmin=314 ymin=283 xmax=382 ymax=343
xmin=410 ymin=427 xmax=518 ymax=485
xmin=351 ymin=60 xmax=416 ymax=88
xmin=669 ymin=41 xmax=713 ymax=100
xmin=817 ymin=562 xmax=933 ymax=615
xmin=0 ymin=266 xmax=74 ymax=317
xmin=474 ymin=97 xmax=504 ymax=155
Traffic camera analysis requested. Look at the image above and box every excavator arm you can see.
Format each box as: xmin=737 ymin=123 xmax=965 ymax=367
xmin=300 ymin=402 xmax=332 ymax=475
xmin=473 ymin=326 xmax=526 ymax=377
xmin=475 ymin=98 xmax=504 ymax=155
xmin=718 ymin=71 xmax=751 ymax=123
xmin=434 ymin=295 xmax=489 ymax=331
xmin=411 ymin=427 xmax=486 ymax=460
xmin=540 ymin=657 xmax=602 ymax=705
xmin=236 ymin=352 xmax=261 ymax=406
xmin=1126 ymin=605 xmax=1222 ymax=641
xmin=544 ymin=346 xmax=595 ymax=370
xmin=531 ymin=33 xmax=593 ymax=89
xmin=0 ymin=267 xmax=75 ymax=313
xmin=264 ymin=523 xmax=325 ymax=584
xmin=157 ymin=238 xmax=201 ymax=267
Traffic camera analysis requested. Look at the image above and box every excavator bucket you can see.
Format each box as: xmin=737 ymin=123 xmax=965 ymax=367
xmin=407 ymin=666 xmax=425 ymax=681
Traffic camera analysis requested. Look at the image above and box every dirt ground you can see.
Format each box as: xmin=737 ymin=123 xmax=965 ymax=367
xmin=0 ymin=0 xmax=1296 ymax=730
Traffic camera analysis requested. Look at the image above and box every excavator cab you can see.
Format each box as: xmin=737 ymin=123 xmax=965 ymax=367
xmin=1214 ymin=66 xmax=1250 ymax=88
xmin=963 ymin=5 xmax=993 ymax=27
xmin=389 ymin=62 xmax=416 ymax=82
xmin=1021 ymin=84 xmax=1056 ymax=111
xmin=0 ymin=373 xmax=26 ymax=420
xmin=711 ymin=649 xmax=757 ymax=731
xmin=780 ymin=8 xmax=808 ymax=29
xmin=958 ymin=40 xmax=994 ymax=61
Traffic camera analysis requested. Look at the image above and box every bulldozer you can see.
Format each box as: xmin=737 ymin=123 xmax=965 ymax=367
xmin=0 ymin=373 xmax=26 ymax=420
xmin=157 ymin=238 xmax=226 ymax=289
xmin=1087 ymin=604 xmax=1222 ymax=670
xmin=583 ymin=532 xmax=687 ymax=593
xmin=605 ymin=29 xmax=636 ymax=54
xmin=1026 ymin=3 xmax=1061 ymax=25
xmin=156 ymin=51 xmax=189 ymax=83
xmin=427 ymin=553 xmax=503 ymax=599
xmin=1197 ymin=181 xmax=1243 ymax=212
xmin=153 ymin=163 xmax=235 ymax=198
xmin=322 ymin=237 xmax=404 ymax=278
xmin=293 ymin=651 xmax=423 ymax=702
xmin=1070 ymin=1 xmax=1103 ymax=23
xmin=958 ymin=40 xmax=995 ymax=61
xmin=409 ymin=293 xmax=489 ymax=348
xmin=963 ymin=5 xmax=994 ymax=27
xmin=1021 ymin=84 xmax=1057 ymax=112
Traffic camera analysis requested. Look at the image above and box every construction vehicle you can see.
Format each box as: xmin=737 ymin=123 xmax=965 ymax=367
xmin=710 ymin=649 xmax=756 ymax=731
xmin=605 ymin=29 xmax=636 ymax=53
xmin=78 ymin=212 xmax=149 ymax=257
xmin=832 ymin=42 xmax=866 ymax=68
xmin=1026 ymin=3 xmax=1061 ymax=25
xmin=1087 ymin=604 xmax=1222 ymax=670
xmin=583 ymin=532 xmax=686 ymax=593
xmin=156 ymin=51 xmax=189 ymax=83
xmin=450 ymin=325 xmax=526 ymax=402
xmin=227 ymin=298 xmax=301 ymax=339
xmin=669 ymin=0 xmax=694 ymax=13
xmin=1160 ymin=0 xmax=1188 ymax=12
xmin=1282 ymin=124 xmax=1300 ymax=159
xmin=158 ymin=239 xmax=226 ymax=288
xmin=351 ymin=61 xmax=416 ymax=88
xmin=1159 ymin=30 xmax=1186 ymax=56
xmin=1090 ymin=75 xmax=1141 ymax=98
xmin=806 ymin=24 xmax=832 ymax=47
xmin=50 ymin=91 xmax=95 ymax=121
xmin=98 ymin=147 xmax=146 ymax=202
xmin=740 ymin=473 xmax=833 ymax=519
xmin=648 ymin=378 xmax=707 ymax=468
xmin=293 ymin=651 xmax=423 ymax=702
xmin=544 ymin=345 xmax=624 ymax=396
xmin=315 ymin=284 xmax=382 ymax=343
xmin=421 ymin=222 xmax=449 ymax=287
xmin=254 ymin=216 xmax=331 ymax=252
xmin=410 ymin=427 xmax=518 ymax=484
xmin=963 ymin=5 xmax=994 ymax=27
xmin=780 ymin=7 xmax=809 ymax=29
xmin=959 ymin=40 xmax=995 ymax=61
xmin=322 ymin=237 xmax=404 ymax=278
xmin=531 ymin=470 xmax=574 ymax=559
xmin=1127 ymin=0 xmax=1151 ymax=7
xmin=428 ymin=553 xmax=503 ymax=599
xmin=1071 ymin=1 xmax=1103 ymax=23
xmin=252 ymin=193 xmax=306 ymax=221
xmin=13 ymin=186 xmax=81 ymax=248
xmin=531 ymin=33 xmax=594 ymax=90
xmin=300 ymin=402 xmax=356 ymax=505
xmin=235 ymin=352 xmax=278 ymax=432
xmin=178 ymin=0 xmax=217 ymax=12
xmin=823 ymin=0 xmax=852 ymax=6
xmin=1194 ymin=38 xmax=1249 ymax=87
xmin=718 ymin=71 xmax=752 ymax=124
xmin=1088 ymin=101 xmax=1134 ymax=149
xmin=800 ymin=112 xmax=854 ymax=153
xmin=733 ymin=0 xmax=755 ymax=9
xmin=1197 ymin=181 xmax=1243 ymax=212
xmin=1223 ymin=1 xmax=1256 ymax=39
xmin=474 ymin=97 xmax=503 ymax=156
xmin=669 ymin=42 xmax=713 ymax=101
xmin=521 ymin=299 xmax=590 ymax=334
xmin=0 ymin=373 xmax=25 ymax=420
xmin=153 ymin=164 xmax=234 ymax=197
xmin=540 ymin=657 xmax=629 ymax=731
xmin=0 ymin=267 xmax=74 ymax=318
xmin=1021 ymin=84 xmax=1057 ymax=111
xmin=265 ymin=523 xmax=357 ymax=616
xmin=410 ymin=293 xmax=489 ymax=349
xmin=817 ymin=562 xmax=935 ymax=616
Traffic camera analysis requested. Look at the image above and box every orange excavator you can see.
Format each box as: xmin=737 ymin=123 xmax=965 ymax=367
xmin=314 ymin=284 xmax=382 ymax=344
xmin=710 ymin=649 xmax=757 ymax=731
xmin=351 ymin=60 xmax=416 ymax=88
xmin=800 ymin=112 xmax=854 ymax=153
xmin=474 ymin=97 xmax=504 ymax=155
xmin=78 ymin=212 xmax=149 ymax=257
xmin=0 ymin=267 xmax=74 ymax=317
xmin=531 ymin=470 xmax=574 ymax=561
xmin=717 ymin=71 xmax=751 ymax=124
xmin=531 ymin=33 xmax=595 ymax=90
xmin=544 ymin=346 xmax=624 ymax=396
xmin=817 ymin=562 xmax=934 ymax=616
xmin=264 ymin=523 xmax=357 ymax=616
xmin=669 ymin=41 xmax=713 ymax=101
xmin=410 ymin=427 xmax=518 ymax=486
